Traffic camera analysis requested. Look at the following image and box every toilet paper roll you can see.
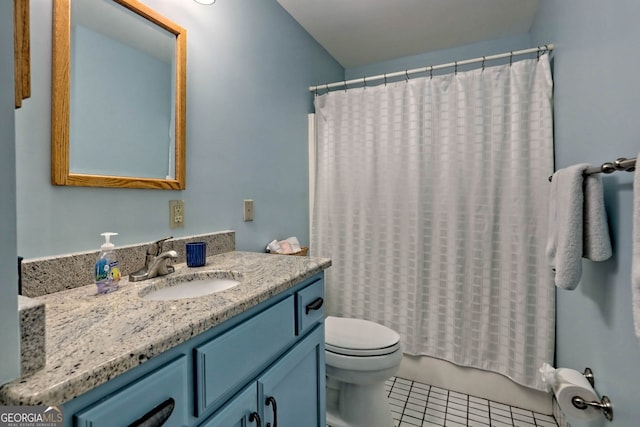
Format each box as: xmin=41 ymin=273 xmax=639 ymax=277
xmin=553 ymin=368 xmax=600 ymax=421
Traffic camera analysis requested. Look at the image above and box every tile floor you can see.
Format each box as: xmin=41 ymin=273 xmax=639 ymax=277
xmin=386 ymin=377 xmax=559 ymax=427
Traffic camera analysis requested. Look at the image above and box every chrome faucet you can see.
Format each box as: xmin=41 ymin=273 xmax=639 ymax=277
xmin=129 ymin=237 xmax=178 ymax=282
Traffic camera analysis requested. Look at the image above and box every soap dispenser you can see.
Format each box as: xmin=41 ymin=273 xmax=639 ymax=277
xmin=95 ymin=232 xmax=121 ymax=294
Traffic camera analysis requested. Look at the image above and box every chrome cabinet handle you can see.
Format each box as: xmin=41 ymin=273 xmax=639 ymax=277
xmin=305 ymin=297 xmax=324 ymax=314
xmin=249 ymin=411 xmax=262 ymax=427
xmin=265 ymin=396 xmax=278 ymax=427
xmin=128 ymin=397 xmax=175 ymax=427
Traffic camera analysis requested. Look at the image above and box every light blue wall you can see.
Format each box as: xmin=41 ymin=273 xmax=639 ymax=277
xmin=15 ymin=0 xmax=343 ymax=258
xmin=531 ymin=2 xmax=640 ymax=426
xmin=0 ymin=0 xmax=21 ymax=383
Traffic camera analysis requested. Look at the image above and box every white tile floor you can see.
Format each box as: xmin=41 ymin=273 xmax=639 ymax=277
xmin=386 ymin=377 xmax=559 ymax=427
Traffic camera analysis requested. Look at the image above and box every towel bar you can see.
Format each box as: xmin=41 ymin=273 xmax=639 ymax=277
xmin=548 ymin=157 xmax=636 ymax=181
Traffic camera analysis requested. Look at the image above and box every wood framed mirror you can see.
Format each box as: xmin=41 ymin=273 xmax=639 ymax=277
xmin=52 ymin=0 xmax=187 ymax=190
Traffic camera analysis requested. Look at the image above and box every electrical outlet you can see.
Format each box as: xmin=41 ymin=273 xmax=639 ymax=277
xmin=169 ymin=200 xmax=184 ymax=228
xmin=243 ymin=199 xmax=254 ymax=221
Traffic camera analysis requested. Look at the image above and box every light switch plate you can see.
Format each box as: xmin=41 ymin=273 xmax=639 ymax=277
xmin=243 ymin=199 xmax=254 ymax=221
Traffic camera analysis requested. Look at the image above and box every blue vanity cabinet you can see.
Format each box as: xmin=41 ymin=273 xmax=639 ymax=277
xmin=64 ymin=272 xmax=326 ymax=427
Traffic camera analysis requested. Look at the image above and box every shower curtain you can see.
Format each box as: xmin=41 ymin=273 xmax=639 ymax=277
xmin=311 ymin=55 xmax=555 ymax=390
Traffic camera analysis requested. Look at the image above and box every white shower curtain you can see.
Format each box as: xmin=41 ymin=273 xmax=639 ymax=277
xmin=311 ymin=55 xmax=555 ymax=390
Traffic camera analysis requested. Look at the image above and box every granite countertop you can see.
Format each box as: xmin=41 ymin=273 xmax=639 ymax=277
xmin=0 ymin=251 xmax=331 ymax=406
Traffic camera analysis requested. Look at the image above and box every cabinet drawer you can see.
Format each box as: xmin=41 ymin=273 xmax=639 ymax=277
xmin=194 ymin=296 xmax=295 ymax=416
xmin=74 ymin=356 xmax=188 ymax=427
xmin=296 ymin=278 xmax=324 ymax=336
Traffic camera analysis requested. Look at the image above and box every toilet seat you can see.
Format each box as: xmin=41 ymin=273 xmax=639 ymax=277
xmin=325 ymin=316 xmax=401 ymax=357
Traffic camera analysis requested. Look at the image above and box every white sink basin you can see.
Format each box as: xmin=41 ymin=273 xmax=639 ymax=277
xmin=140 ymin=270 xmax=241 ymax=301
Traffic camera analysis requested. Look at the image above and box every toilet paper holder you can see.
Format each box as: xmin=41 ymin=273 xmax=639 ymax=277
xmin=582 ymin=367 xmax=595 ymax=387
xmin=570 ymin=367 xmax=613 ymax=422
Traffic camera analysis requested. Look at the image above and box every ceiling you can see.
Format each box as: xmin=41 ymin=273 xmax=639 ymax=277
xmin=276 ymin=0 xmax=540 ymax=68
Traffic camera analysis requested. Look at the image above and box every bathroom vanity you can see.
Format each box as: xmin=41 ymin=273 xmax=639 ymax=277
xmin=0 ymin=251 xmax=330 ymax=427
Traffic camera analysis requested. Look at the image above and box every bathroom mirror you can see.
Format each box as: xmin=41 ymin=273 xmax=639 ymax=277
xmin=52 ymin=0 xmax=187 ymax=190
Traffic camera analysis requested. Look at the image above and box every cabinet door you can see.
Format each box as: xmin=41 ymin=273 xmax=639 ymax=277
xmin=258 ymin=325 xmax=325 ymax=427
xmin=199 ymin=384 xmax=260 ymax=427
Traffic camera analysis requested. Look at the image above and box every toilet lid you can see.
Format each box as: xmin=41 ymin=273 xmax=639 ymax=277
xmin=325 ymin=316 xmax=401 ymax=357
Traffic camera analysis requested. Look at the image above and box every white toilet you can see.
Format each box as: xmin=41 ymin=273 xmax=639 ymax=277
xmin=325 ymin=316 xmax=402 ymax=427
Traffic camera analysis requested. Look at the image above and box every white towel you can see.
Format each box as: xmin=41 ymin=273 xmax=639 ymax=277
xmin=547 ymin=165 xmax=586 ymax=289
xmin=583 ymin=173 xmax=613 ymax=261
xmin=632 ymin=153 xmax=640 ymax=339
xmin=547 ymin=164 xmax=612 ymax=290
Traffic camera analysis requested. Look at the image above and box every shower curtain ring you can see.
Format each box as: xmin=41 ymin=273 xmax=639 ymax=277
xmin=405 ymin=70 xmax=410 ymax=81
xmin=429 ymin=67 xmax=433 ymax=79
xmin=482 ymin=56 xmax=486 ymax=71
xmin=509 ymin=52 xmax=513 ymax=66
xmin=541 ymin=44 xmax=550 ymax=59
xmin=363 ymin=76 xmax=367 ymax=89
xmin=343 ymin=81 xmax=348 ymax=92
xmin=325 ymin=83 xmax=330 ymax=93
xmin=454 ymin=61 xmax=458 ymax=75
xmin=384 ymin=74 xmax=388 ymax=86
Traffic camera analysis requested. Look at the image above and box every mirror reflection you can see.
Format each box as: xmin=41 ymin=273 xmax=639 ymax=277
xmin=70 ymin=0 xmax=175 ymax=179
xmin=52 ymin=0 xmax=187 ymax=189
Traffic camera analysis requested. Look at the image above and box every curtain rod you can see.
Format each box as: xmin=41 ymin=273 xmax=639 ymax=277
xmin=309 ymin=44 xmax=554 ymax=92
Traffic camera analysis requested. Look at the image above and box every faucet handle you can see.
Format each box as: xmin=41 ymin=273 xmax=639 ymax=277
xmin=148 ymin=236 xmax=173 ymax=256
